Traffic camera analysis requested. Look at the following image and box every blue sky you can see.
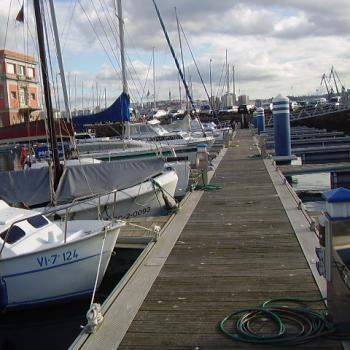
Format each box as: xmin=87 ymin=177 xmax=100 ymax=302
xmin=1 ymin=0 xmax=350 ymax=109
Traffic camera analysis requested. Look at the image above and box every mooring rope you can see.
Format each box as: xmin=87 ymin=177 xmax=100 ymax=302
xmin=83 ymin=225 xmax=109 ymax=333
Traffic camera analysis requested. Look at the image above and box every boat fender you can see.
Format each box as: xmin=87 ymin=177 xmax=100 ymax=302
xmin=0 ymin=277 xmax=8 ymax=311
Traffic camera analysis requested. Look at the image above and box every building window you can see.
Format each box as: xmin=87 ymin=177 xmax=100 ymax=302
xmin=19 ymin=87 xmax=28 ymax=106
xmin=7 ymin=63 xmax=15 ymax=74
xmin=11 ymin=91 xmax=17 ymax=99
xmin=0 ymin=92 xmax=3 ymax=99
xmin=18 ymin=65 xmax=25 ymax=76
xmin=31 ymin=93 xmax=36 ymax=100
xmin=27 ymin=67 xmax=34 ymax=78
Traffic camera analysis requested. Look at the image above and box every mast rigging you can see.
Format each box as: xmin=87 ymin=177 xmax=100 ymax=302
xmin=152 ymin=0 xmax=196 ymax=111
xmin=33 ymin=0 xmax=62 ymax=190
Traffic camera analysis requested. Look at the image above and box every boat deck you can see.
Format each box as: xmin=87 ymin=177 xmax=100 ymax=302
xmin=75 ymin=129 xmax=343 ymax=349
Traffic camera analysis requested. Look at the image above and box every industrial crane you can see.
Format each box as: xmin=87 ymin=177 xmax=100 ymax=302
xmin=321 ymin=73 xmax=333 ymax=98
xmin=330 ymin=66 xmax=345 ymax=95
xmin=321 ymin=67 xmax=346 ymax=99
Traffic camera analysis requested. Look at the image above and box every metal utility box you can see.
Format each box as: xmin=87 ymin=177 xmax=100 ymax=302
xmin=320 ymin=188 xmax=350 ymax=330
xmin=325 ymin=217 xmax=350 ymax=329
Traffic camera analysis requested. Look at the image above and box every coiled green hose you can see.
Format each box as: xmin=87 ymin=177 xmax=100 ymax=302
xmin=220 ymin=297 xmax=350 ymax=346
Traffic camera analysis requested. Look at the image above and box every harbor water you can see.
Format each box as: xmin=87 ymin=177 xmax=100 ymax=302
xmin=288 ymin=157 xmax=330 ymax=217
xmin=291 ymin=172 xmax=330 ymax=215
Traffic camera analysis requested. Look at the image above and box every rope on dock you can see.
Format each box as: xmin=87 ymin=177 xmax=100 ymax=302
xmin=151 ymin=178 xmax=179 ymax=213
xmin=219 ymin=297 xmax=350 ymax=346
xmin=194 ymin=173 xmax=223 ymax=192
xmin=127 ymin=222 xmax=161 ymax=241
xmin=194 ymin=183 xmax=223 ymax=191
xmin=82 ymin=226 xmax=108 ymax=334
xmin=248 ymin=154 xmax=262 ymax=159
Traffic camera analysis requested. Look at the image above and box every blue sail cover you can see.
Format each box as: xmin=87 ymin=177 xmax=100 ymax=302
xmin=72 ymin=92 xmax=130 ymax=132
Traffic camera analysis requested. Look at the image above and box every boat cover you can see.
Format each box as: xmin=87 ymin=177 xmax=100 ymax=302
xmin=0 ymin=167 xmax=51 ymax=206
xmin=55 ymin=158 xmax=165 ymax=204
xmin=0 ymin=158 xmax=165 ymax=206
xmin=72 ymin=92 xmax=130 ymax=132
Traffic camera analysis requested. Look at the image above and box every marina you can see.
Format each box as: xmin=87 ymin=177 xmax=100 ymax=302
xmin=3 ymin=125 xmax=350 ymax=349
xmin=1 ymin=0 xmax=350 ymax=349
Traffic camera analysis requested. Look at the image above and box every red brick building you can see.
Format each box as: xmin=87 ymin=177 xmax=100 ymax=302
xmin=0 ymin=49 xmax=41 ymax=127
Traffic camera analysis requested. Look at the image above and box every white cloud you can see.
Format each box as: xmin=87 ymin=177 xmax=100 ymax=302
xmin=274 ymin=13 xmax=316 ymax=38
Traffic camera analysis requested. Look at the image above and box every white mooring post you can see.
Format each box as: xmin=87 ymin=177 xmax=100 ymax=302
xmin=196 ymin=144 xmax=209 ymax=186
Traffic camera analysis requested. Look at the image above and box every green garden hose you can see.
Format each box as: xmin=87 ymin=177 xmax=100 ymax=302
xmin=220 ymin=297 xmax=350 ymax=346
xmin=194 ymin=173 xmax=223 ymax=191
xmin=195 ymin=183 xmax=223 ymax=191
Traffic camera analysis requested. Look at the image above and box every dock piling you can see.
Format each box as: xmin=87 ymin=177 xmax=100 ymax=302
xmin=272 ymin=94 xmax=292 ymax=164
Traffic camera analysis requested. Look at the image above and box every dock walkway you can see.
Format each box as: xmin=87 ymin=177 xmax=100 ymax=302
xmin=78 ymin=129 xmax=342 ymax=349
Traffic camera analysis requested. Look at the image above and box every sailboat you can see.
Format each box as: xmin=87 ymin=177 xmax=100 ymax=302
xmin=0 ymin=199 xmax=125 ymax=309
xmin=0 ymin=0 xmax=179 ymax=220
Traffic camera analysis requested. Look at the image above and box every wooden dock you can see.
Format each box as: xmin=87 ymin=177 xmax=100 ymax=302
xmin=73 ymin=129 xmax=343 ymax=350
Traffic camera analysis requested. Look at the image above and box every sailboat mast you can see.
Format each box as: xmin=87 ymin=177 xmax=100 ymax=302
xmin=48 ymin=0 xmax=71 ymax=121
xmin=232 ymin=65 xmax=236 ymax=105
xmin=177 ymin=71 xmax=182 ymax=106
xmin=153 ymin=47 xmax=156 ymax=109
xmin=209 ymin=58 xmax=212 ymax=100
xmin=116 ymin=0 xmax=128 ymax=94
xmin=33 ymin=0 xmax=61 ymax=188
xmin=226 ymin=49 xmax=229 ymax=94
xmin=152 ymin=0 xmax=196 ymax=110
xmin=175 ymin=7 xmax=186 ymax=109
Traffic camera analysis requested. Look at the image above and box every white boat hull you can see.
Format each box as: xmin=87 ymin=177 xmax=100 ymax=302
xmin=0 ymin=221 xmax=124 ymax=309
xmin=51 ymin=170 xmax=178 ymax=221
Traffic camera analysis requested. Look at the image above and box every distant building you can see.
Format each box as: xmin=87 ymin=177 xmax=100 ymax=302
xmin=0 ymin=49 xmax=40 ymax=127
xmin=221 ymin=93 xmax=234 ymax=108
xmin=238 ymin=94 xmax=249 ymax=105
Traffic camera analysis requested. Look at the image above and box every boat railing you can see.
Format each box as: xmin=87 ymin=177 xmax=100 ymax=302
xmin=0 ymin=189 xmax=119 ymax=253
xmin=49 ymin=188 xmax=118 ymax=236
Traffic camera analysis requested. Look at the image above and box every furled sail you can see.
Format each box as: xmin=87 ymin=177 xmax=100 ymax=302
xmin=72 ymin=92 xmax=130 ymax=132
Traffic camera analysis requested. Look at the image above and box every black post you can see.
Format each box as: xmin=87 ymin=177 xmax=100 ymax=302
xmin=33 ymin=0 xmax=62 ymax=188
